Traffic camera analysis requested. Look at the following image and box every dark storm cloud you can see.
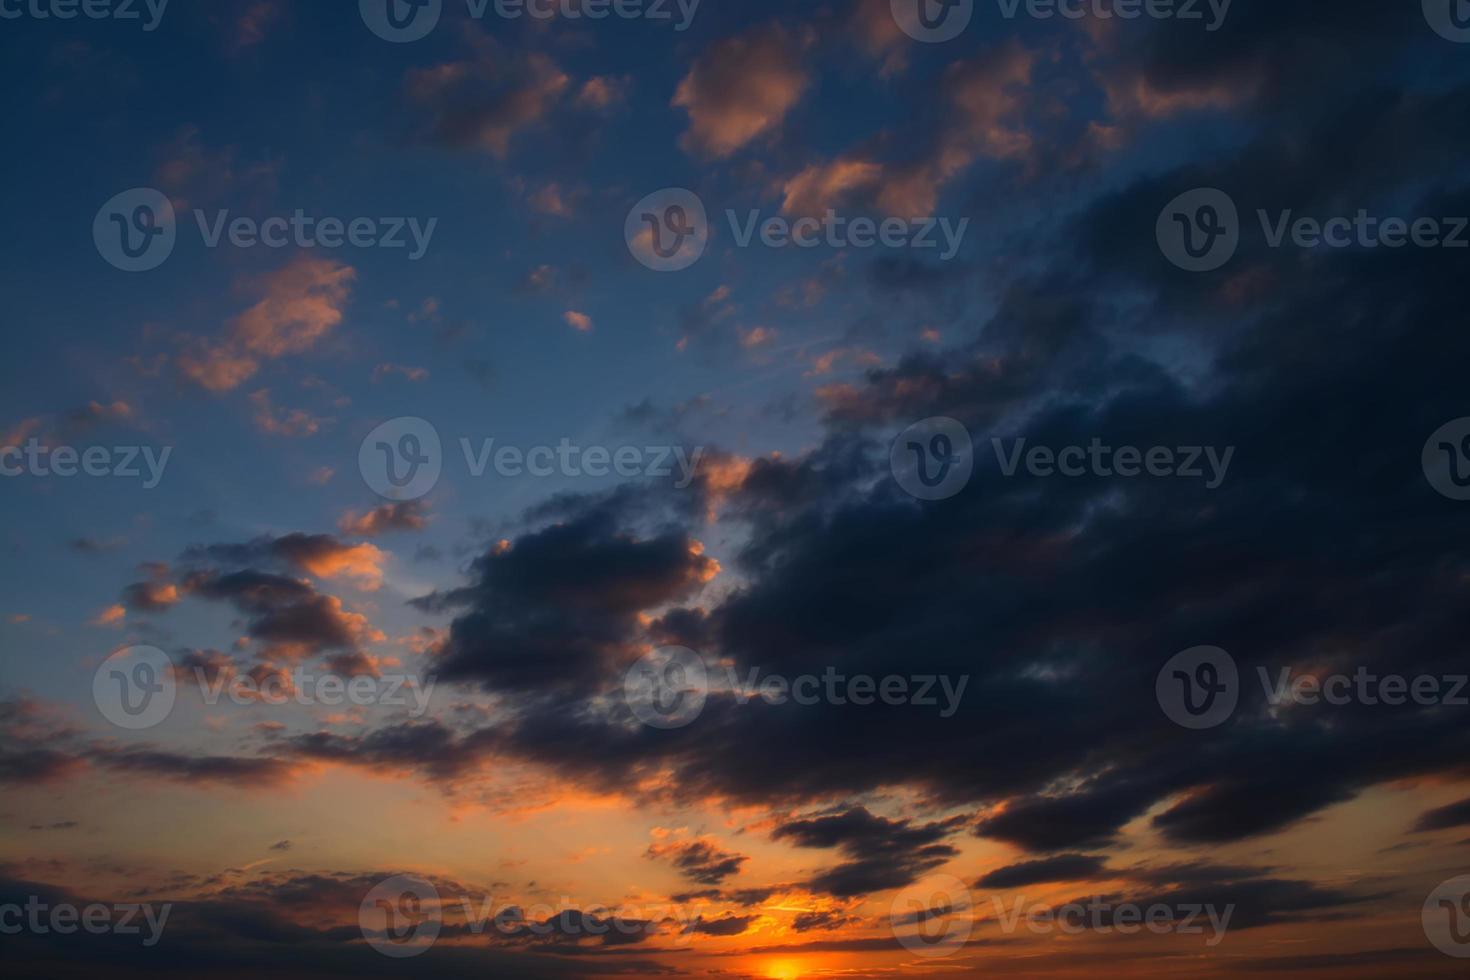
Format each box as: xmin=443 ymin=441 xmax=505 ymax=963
xmin=683 ymin=914 xmax=754 ymax=936
xmin=1 ymin=871 xmax=675 ymax=977
xmin=1414 ymin=796 xmax=1470 ymax=833
xmin=772 ymin=808 xmax=963 ymax=898
xmin=669 ymin=886 xmax=777 ymax=906
xmin=645 ymin=839 xmax=749 ymax=885
xmin=790 ymin=909 xmax=859 ymax=932
xmin=976 ymin=853 xmax=1110 ymax=889
xmin=89 ymin=747 xmax=294 ymax=786
xmin=417 ymin=509 xmax=716 ymax=694
xmin=283 ymin=719 xmax=492 ymax=781
xmin=412 ymin=63 xmax=1470 ymax=865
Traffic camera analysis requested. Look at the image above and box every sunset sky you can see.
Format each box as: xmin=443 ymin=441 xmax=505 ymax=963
xmin=4 ymin=1 xmax=1470 ymax=977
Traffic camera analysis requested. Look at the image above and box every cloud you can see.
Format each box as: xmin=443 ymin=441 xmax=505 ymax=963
xmin=249 ymin=389 xmax=330 ymax=438
xmin=674 ymin=23 xmax=809 ymax=159
xmin=179 ymin=257 xmax=356 ymax=392
xmin=646 ymin=837 xmax=748 ymax=885
xmin=562 ymin=310 xmax=594 ymax=333
xmin=185 ymin=534 xmax=386 ymax=591
xmin=418 ymin=508 xmax=719 ymax=694
xmin=777 ymin=41 xmax=1037 ymax=218
xmin=370 ymin=363 xmax=430 ymax=383
xmin=90 ymin=604 xmax=126 ymax=627
xmin=772 ymin=807 xmax=963 ymax=898
xmin=1414 ymin=796 xmax=1470 ymax=833
xmin=975 ymin=853 xmax=1110 ymax=889
xmin=407 ymin=41 xmax=570 ymax=157
xmin=337 ymin=501 xmax=430 ymax=537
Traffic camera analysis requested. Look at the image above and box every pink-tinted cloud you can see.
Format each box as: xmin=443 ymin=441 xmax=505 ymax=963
xmin=179 ymin=257 xmax=356 ymax=393
xmin=674 ymin=24 xmax=810 ymax=159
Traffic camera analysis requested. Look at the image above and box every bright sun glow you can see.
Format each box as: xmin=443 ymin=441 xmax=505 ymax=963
xmin=766 ymin=963 xmax=802 ymax=980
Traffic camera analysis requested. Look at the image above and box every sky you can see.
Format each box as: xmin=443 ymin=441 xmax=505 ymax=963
xmin=4 ymin=0 xmax=1470 ymax=977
